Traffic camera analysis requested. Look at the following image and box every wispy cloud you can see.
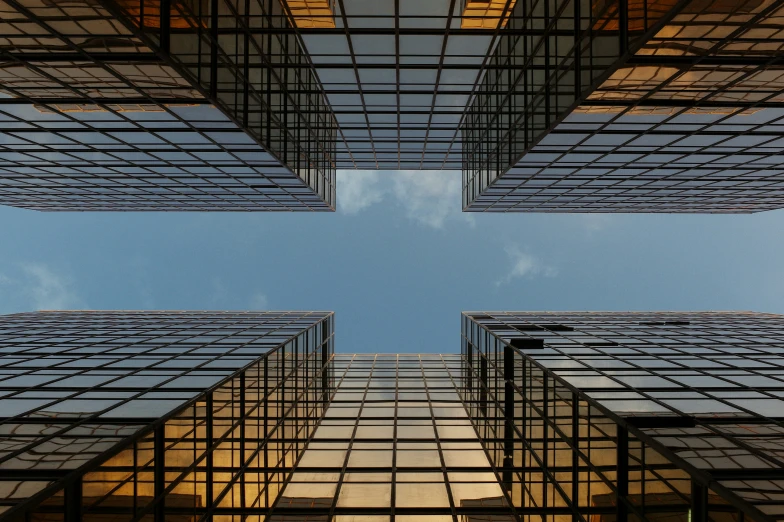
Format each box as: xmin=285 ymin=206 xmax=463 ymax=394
xmin=249 ymin=292 xmax=269 ymax=310
xmin=208 ymin=277 xmax=229 ymax=308
xmin=128 ymin=255 xmax=156 ymax=309
xmin=0 ymin=262 xmax=84 ymax=311
xmin=337 ymin=170 xmax=471 ymax=229
xmin=391 ymin=171 xmax=474 ymax=229
xmin=495 ymin=246 xmax=558 ymax=286
xmin=581 ymin=213 xmax=613 ymax=234
xmin=337 ymin=170 xmax=385 ymax=214
xmin=22 ymin=263 xmax=83 ymax=310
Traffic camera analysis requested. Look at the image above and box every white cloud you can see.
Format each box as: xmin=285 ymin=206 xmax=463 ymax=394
xmin=337 ymin=170 xmax=471 ymax=230
xmin=249 ymin=292 xmax=269 ymax=310
xmin=392 ymin=171 xmax=473 ymax=229
xmin=496 ymin=246 xmax=557 ymax=286
xmin=208 ymin=277 xmax=229 ymax=308
xmin=337 ymin=170 xmax=385 ymax=214
xmin=581 ymin=213 xmax=613 ymax=234
xmin=19 ymin=263 xmax=83 ymax=310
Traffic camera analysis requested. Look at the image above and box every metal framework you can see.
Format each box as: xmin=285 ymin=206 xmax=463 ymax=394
xmin=0 ymin=310 xmax=334 ymax=521
xmin=265 ymin=354 xmax=519 ymax=520
xmin=0 ymin=0 xmax=336 ymax=211
xmin=5 ymin=310 xmax=784 ymax=522
xmin=3 ymin=0 xmax=783 ymax=212
xmin=462 ymin=0 xmax=784 ymax=212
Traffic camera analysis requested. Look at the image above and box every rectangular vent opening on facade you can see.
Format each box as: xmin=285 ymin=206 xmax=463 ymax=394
xmin=509 ymin=338 xmax=545 ymax=350
xmin=624 ymin=415 xmax=696 ymax=429
xmin=513 ymin=324 xmax=574 ymax=332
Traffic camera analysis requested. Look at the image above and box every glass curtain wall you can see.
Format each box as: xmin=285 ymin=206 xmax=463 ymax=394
xmin=461 ymin=311 xmax=784 ymax=522
xmin=0 ymin=0 xmax=335 ymax=210
xmin=0 ymin=310 xmax=334 ymax=522
xmin=462 ymin=0 xmax=784 ymax=213
xmin=265 ymin=354 xmax=518 ymax=521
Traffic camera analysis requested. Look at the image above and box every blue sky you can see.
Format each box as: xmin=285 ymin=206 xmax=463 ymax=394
xmin=1 ymin=170 xmax=784 ymax=353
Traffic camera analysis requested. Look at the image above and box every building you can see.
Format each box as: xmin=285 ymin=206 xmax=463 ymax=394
xmin=462 ymin=0 xmax=784 ymax=212
xmin=462 ymin=311 xmax=784 ymax=522
xmin=0 ymin=310 xmax=334 ymax=521
xmin=265 ymin=353 xmax=519 ymax=521
xmin=3 ymin=310 xmax=784 ymax=521
xmin=0 ymin=0 xmax=336 ymax=211
xmin=2 ymin=0 xmax=783 ymax=212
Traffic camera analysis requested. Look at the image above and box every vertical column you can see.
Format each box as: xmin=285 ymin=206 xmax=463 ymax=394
xmin=159 ymin=0 xmax=171 ymax=53
xmin=263 ymin=355 xmax=270 ymax=508
xmin=503 ymin=345 xmax=515 ymax=491
xmin=692 ymin=479 xmax=707 ymax=522
xmin=321 ymin=320 xmax=330 ymax=403
xmin=617 ymin=426 xmax=629 ymax=522
xmin=572 ymin=391 xmax=579 ymax=522
xmin=209 ymin=0 xmax=218 ymax=99
xmin=574 ymin=0 xmax=581 ymax=97
xmin=154 ymin=424 xmax=166 ymax=522
xmin=542 ymin=374 xmax=549 ymax=511
xmin=239 ymin=374 xmax=246 ymax=509
xmin=63 ymin=478 xmax=82 ymax=522
xmin=205 ymin=393 xmax=214 ymax=522
xmin=480 ymin=353 xmax=488 ymax=418
xmin=619 ymin=0 xmax=629 ymax=54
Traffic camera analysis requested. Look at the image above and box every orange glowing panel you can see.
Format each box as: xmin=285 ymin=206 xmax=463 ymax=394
xmin=285 ymin=0 xmax=337 ymax=28
xmin=461 ymin=0 xmax=517 ymax=29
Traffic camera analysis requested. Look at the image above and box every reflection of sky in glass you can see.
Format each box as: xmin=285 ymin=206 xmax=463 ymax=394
xmin=301 ymin=0 xmax=494 ymax=170
xmin=0 ymin=102 xmax=331 ymax=210
xmin=0 ymin=310 xmax=327 ymax=465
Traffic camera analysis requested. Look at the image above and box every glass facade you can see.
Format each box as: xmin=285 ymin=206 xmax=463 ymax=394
xmin=463 ymin=311 xmax=784 ymax=522
xmin=0 ymin=0 xmax=336 ymax=210
xmin=266 ymin=354 xmax=518 ymax=520
xmin=4 ymin=311 xmax=784 ymax=520
xmin=463 ymin=0 xmax=784 ymax=212
xmin=0 ymin=310 xmax=334 ymax=522
xmin=3 ymin=0 xmax=784 ymax=212
xmin=297 ymin=0 xmax=497 ymax=170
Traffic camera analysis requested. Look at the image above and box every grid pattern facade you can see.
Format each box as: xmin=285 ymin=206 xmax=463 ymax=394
xmin=463 ymin=0 xmax=784 ymax=213
xmin=462 ymin=311 xmax=784 ymax=522
xmin=265 ymin=354 xmax=518 ymax=521
xmin=295 ymin=0 xmax=499 ymax=170
xmin=0 ymin=0 xmax=336 ymax=211
xmin=0 ymin=310 xmax=334 ymax=522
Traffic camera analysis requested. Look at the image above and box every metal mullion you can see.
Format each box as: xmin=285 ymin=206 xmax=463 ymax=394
xmin=425 ymin=0 xmax=458 ymax=170
xmin=153 ymin=423 xmax=166 ymax=522
xmin=324 ymin=354 xmax=368 ymax=521
xmin=394 ymin=0 xmax=401 ymax=169
xmin=616 ymin=426 xmax=628 ymax=522
xmin=445 ymin=352 xmax=521 ymax=521
xmin=422 ymin=356 xmax=458 ymax=522
xmin=334 ymin=0 xmax=379 ymax=168
xmin=389 ymin=354 xmax=398 ymax=522
xmin=205 ymin=347 xmax=327 ymax=520
xmin=3 ymin=314 xmax=327 ymax=522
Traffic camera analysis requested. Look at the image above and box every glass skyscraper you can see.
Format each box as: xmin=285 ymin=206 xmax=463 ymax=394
xmin=3 ymin=310 xmax=784 ymax=521
xmin=463 ymin=311 xmax=784 ymax=522
xmin=0 ymin=0 xmax=336 ymax=211
xmin=0 ymin=310 xmax=334 ymax=522
xmin=2 ymin=0 xmax=782 ymax=212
